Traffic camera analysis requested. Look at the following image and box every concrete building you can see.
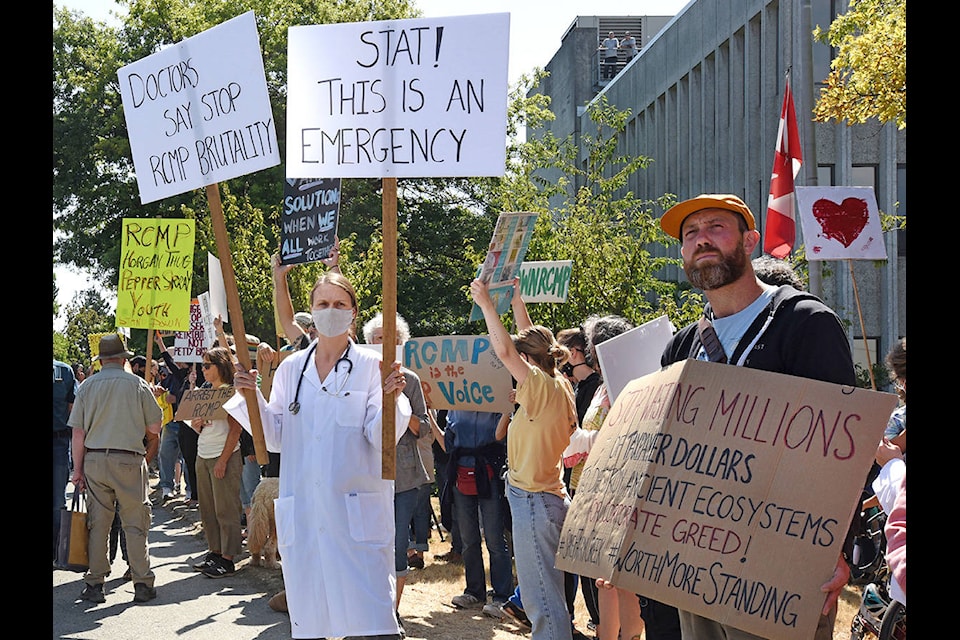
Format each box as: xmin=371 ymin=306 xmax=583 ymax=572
xmin=528 ymin=0 xmax=906 ymax=380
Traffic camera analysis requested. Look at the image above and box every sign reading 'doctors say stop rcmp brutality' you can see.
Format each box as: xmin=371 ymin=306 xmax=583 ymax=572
xmin=117 ymin=11 xmax=279 ymax=204
xmin=286 ymin=13 xmax=509 ymax=179
xmin=556 ymin=359 xmax=898 ymax=640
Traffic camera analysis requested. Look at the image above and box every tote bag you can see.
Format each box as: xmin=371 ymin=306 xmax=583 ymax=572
xmin=55 ymin=492 xmax=89 ymax=572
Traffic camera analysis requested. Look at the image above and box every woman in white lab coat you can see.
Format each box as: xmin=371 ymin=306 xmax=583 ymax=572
xmin=227 ymin=271 xmax=410 ymax=639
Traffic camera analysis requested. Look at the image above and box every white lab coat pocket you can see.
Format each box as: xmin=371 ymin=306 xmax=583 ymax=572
xmin=336 ymin=394 xmax=366 ymax=428
xmin=344 ymin=491 xmax=392 ymax=544
xmin=274 ymin=496 xmax=296 ymax=549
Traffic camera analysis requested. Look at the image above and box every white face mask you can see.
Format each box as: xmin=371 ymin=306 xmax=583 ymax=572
xmin=312 ymin=307 xmax=354 ymax=338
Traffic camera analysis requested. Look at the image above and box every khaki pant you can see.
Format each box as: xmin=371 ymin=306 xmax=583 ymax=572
xmin=84 ymin=450 xmax=155 ymax=587
xmin=678 ymin=606 xmax=837 ymax=640
xmin=195 ymin=451 xmax=243 ymax=558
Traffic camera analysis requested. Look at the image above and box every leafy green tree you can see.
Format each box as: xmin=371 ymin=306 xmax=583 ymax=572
xmin=813 ymin=0 xmax=906 ymax=129
xmin=490 ymin=81 xmax=704 ymax=333
xmin=54 ymin=0 xmax=421 ymax=344
xmin=58 ymin=287 xmax=117 ymax=365
xmin=54 ymin=1 xmax=700 ymax=349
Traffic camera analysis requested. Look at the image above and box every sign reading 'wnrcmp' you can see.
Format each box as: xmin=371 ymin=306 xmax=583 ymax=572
xmin=117 ymin=11 xmax=279 ymax=204
xmin=116 ymin=218 xmax=195 ymax=331
xmin=280 ymin=178 xmax=342 ymax=265
xmin=556 ymin=360 xmax=897 ymax=640
xmin=403 ymin=335 xmax=513 ymax=413
xmin=518 ymin=260 xmax=573 ymax=303
xmin=286 ymin=13 xmax=509 ymax=178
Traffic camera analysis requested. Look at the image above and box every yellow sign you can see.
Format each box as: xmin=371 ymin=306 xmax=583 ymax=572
xmin=116 ymin=218 xmax=195 ymax=331
xmin=88 ymin=332 xmax=126 ymax=372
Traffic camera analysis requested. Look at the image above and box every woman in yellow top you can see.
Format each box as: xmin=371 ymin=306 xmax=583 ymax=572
xmin=470 ymin=277 xmax=578 ymax=640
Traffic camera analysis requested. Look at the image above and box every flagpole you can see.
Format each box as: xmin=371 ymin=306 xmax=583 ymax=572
xmin=799 ymin=0 xmax=822 ymax=297
xmin=763 ymin=68 xmax=801 ymax=260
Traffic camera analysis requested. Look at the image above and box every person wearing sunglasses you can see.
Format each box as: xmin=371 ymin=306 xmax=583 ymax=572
xmin=189 ymin=346 xmax=243 ymax=579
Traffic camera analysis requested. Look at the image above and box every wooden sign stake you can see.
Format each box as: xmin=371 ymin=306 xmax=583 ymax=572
xmin=381 ymin=177 xmax=398 ymax=479
xmin=206 ymin=183 xmax=269 ymax=464
xmin=848 ymin=260 xmax=876 ymax=390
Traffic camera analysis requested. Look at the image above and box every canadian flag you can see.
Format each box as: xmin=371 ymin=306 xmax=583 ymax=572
xmin=764 ymin=79 xmax=802 ymax=259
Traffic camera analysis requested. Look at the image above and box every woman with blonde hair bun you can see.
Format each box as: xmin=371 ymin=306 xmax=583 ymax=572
xmin=470 ymin=277 xmax=578 ymax=640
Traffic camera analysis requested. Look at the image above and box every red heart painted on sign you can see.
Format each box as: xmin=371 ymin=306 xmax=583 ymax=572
xmin=812 ymin=197 xmax=869 ymax=248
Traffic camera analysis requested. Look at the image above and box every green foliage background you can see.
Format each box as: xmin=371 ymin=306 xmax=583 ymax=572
xmin=53 ymin=0 xmax=702 ymax=366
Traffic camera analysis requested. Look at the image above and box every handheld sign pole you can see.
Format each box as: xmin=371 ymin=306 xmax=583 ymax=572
xmin=848 ymin=260 xmax=876 ymax=390
xmin=381 ymin=177 xmax=398 ymax=480
xmin=206 ymin=183 xmax=269 ymax=465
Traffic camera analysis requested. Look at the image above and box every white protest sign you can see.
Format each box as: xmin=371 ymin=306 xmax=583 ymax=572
xmin=795 ymin=186 xmax=887 ymax=261
xmin=354 ymin=342 xmax=403 ymax=363
xmin=517 ymin=260 xmax=573 ymax=303
xmin=117 ymin=11 xmax=280 ymax=204
xmin=206 ymin=253 xmax=228 ymax=323
xmin=197 ymin=292 xmax=217 ymax=349
xmin=596 ymin=315 xmax=675 ymax=403
xmin=171 ymin=298 xmax=206 ymax=362
xmin=286 ymin=13 xmax=509 ymax=178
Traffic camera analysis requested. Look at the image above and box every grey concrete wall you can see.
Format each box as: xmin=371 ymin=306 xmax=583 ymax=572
xmin=528 ymin=0 xmax=906 ymax=372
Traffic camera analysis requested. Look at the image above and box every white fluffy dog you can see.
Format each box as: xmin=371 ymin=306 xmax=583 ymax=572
xmin=247 ymin=477 xmax=280 ymax=569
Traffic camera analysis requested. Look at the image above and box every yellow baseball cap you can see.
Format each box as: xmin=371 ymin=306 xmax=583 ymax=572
xmin=660 ymin=194 xmax=756 ymax=239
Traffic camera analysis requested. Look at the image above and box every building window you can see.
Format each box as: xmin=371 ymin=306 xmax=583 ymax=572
xmin=817 ymin=164 xmax=834 ymax=186
xmin=850 ymin=164 xmax=877 ymax=189
xmin=812 ymin=0 xmax=842 ymax=84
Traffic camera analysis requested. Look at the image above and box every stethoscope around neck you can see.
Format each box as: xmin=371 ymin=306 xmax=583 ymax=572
xmin=288 ymin=342 xmax=354 ymax=415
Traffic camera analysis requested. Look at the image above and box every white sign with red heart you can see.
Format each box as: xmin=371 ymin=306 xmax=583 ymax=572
xmin=796 ymin=186 xmax=888 ymax=261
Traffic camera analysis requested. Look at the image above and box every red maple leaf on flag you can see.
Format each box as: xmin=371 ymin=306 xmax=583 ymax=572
xmin=764 ymin=79 xmax=802 ymax=259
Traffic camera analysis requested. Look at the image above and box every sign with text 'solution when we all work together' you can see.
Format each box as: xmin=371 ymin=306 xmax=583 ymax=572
xmin=286 ymin=13 xmax=509 ymax=179
xmin=116 ymin=218 xmax=195 ymax=331
xmin=279 ymin=178 xmax=342 ymax=266
xmin=556 ymin=360 xmax=897 ymax=640
xmin=117 ymin=11 xmax=279 ymax=204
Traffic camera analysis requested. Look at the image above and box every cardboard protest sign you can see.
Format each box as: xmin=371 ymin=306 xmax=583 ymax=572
xmin=403 ymin=336 xmax=513 ymax=413
xmin=117 ymin=11 xmax=279 ymax=204
xmin=280 ymin=178 xmax=342 ymax=265
xmin=286 ymin=13 xmax=509 ymax=179
xmin=595 ymin=315 xmax=674 ymax=404
xmin=471 ymin=211 xmax=539 ymax=321
xmin=556 ymin=360 xmax=897 ymax=640
xmin=796 ymin=186 xmax=887 ymax=261
xmin=174 ymin=386 xmax=234 ymax=421
xmin=116 ymin=218 xmax=195 ymax=331
xmin=518 ymin=260 xmax=573 ymax=303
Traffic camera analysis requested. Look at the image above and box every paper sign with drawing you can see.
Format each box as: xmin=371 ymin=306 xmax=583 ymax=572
xmin=796 ymin=186 xmax=887 ymax=261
